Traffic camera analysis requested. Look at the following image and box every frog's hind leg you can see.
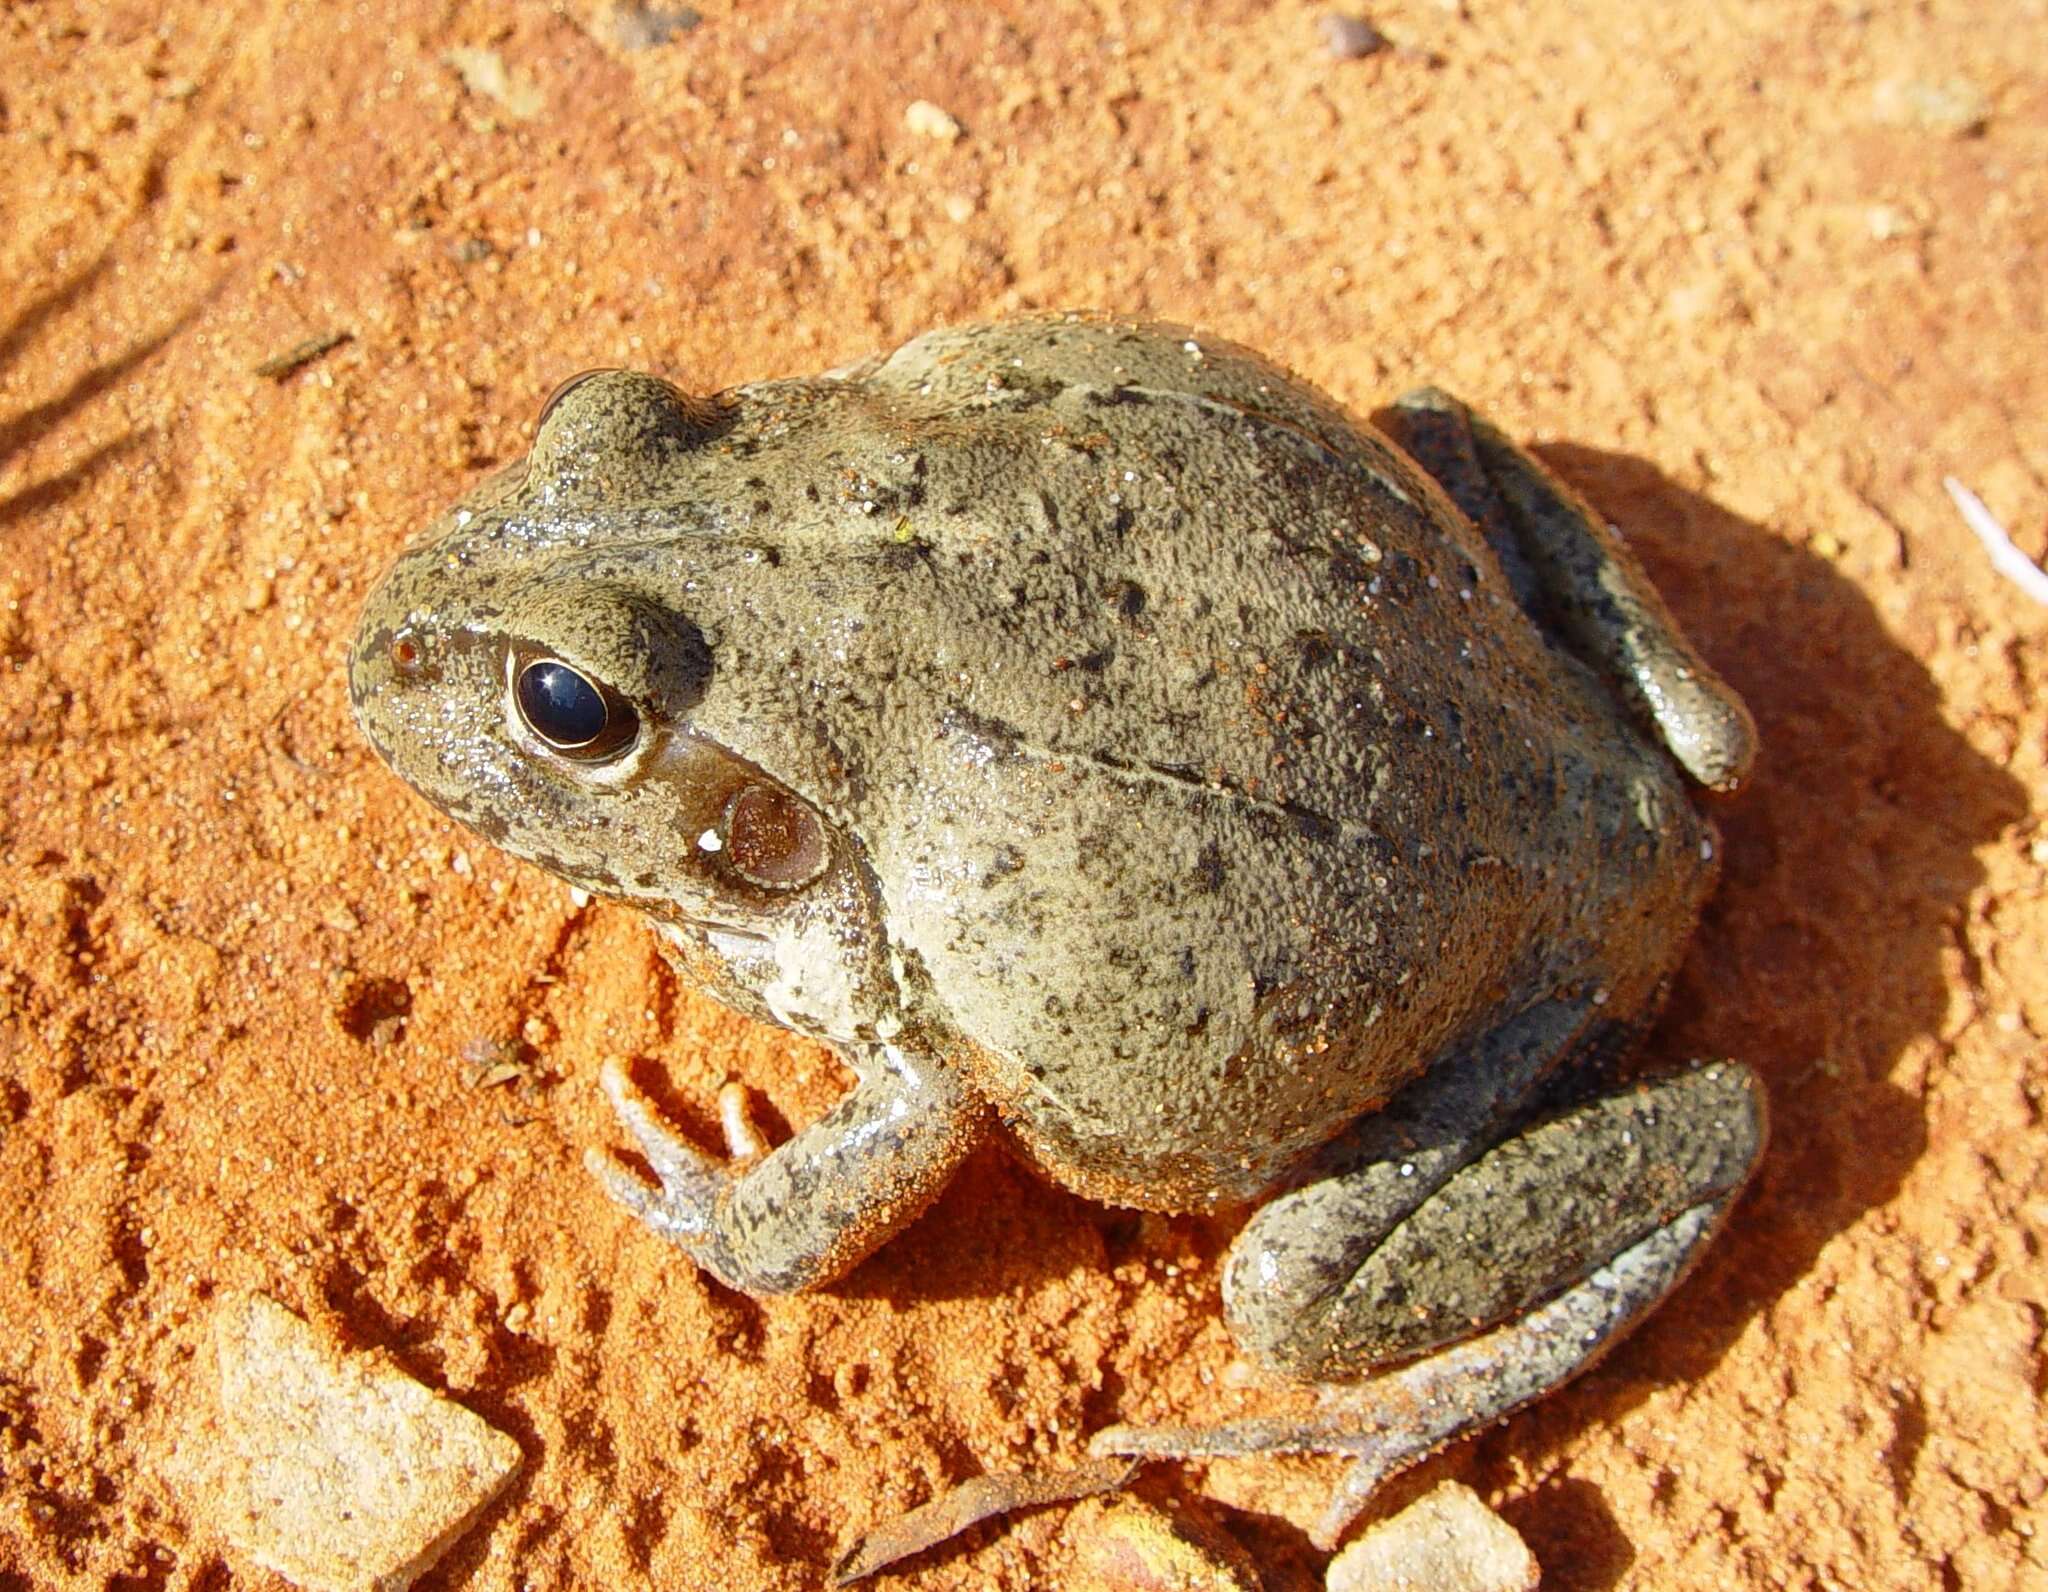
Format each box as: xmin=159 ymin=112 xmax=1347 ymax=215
xmin=1089 ymin=997 xmax=1765 ymax=1547
xmin=1376 ymin=391 xmax=1757 ymax=794
xmin=1099 ymin=1183 xmax=1742 ymax=1549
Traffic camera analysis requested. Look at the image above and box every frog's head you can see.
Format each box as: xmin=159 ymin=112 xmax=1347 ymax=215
xmin=348 ymin=371 xmax=877 ymax=961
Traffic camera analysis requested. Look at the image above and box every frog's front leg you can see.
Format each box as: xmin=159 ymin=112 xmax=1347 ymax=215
xmin=1091 ymin=1008 xmax=1764 ymax=1547
xmin=589 ymin=1044 xmax=986 ymax=1294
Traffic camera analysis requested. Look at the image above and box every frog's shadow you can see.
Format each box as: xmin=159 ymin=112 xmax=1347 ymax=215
xmin=842 ymin=447 xmax=2025 ymax=1587
xmin=1441 ymin=445 xmax=2024 ymax=1588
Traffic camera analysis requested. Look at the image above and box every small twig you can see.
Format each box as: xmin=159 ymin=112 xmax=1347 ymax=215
xmin=254 ymin=329 xmax=352 ymax=380
xmin=1944 ymin=476 xmax=2048 ymax=605
xmin=832 ymin=1457 xmax=1138 ymax=1585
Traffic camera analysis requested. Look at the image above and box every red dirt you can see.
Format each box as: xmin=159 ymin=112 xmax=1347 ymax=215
xmin=2 ymin=2 xmax=2043 ymax=1588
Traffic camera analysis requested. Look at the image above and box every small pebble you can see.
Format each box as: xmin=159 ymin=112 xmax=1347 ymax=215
xmin=1321 ymin=13 xmax=1388 ymax=60
xmin=442 ymin=46 xmax=544 ymax=122
xmin=1326 ymin=1482 xmax=1538 ymax=1592
xmin=904 ymin=99 xmax=963 ymax=142
xmin=611 ymin=2 xmax=701 ymax=51
xmin=1070 ymin=1495 xmax=1262 ymax=1592
xmin=1872 ymin=75 xmax=1990 ymax=137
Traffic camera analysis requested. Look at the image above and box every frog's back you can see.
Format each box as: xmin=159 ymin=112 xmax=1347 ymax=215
xmin=692 ymin=317 xmax=1715 ymax=1209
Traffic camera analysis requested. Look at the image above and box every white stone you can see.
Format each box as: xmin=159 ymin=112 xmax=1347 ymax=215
xmin=1326 ymin=1481 xmax=1539 ymax=1592
xmin=210 ymin=1295 xmax=521 ymax=1592
xmin=904 ymin=99 xmax=963 ymax=142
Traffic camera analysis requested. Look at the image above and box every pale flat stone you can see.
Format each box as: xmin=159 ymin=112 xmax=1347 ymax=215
xmin=213 ymin=1295 xmax=521 ymax=1592
xmin=1326 ymin=1482 xmax=1539 ymax=1592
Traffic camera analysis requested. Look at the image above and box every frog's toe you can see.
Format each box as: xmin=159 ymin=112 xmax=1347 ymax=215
xmin=716 ymin=1079 xmax=771 ymax=1161
xmin=589 ymin=1058 xmax=734 ymax=1257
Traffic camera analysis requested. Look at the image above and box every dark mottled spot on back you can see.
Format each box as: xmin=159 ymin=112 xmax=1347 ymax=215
xmin=1294 ymin=629 xmax=1337 ymax=669
xmin=1281 ymin=800 xmax=1338 ymax=844
xmin=940 ymin=706 xmax=1027 ymax=764
xmin=1328 ymin=550 xmax=1377 ymax=585
xmin=989 ymin=370 xmax=1068 ymax=406
xmin=880 ymin=539 xmax=936 ymax=576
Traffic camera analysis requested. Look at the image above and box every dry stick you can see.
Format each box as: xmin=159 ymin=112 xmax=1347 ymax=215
xmin=832 ymin=1456 xmax=1139 ymax=1585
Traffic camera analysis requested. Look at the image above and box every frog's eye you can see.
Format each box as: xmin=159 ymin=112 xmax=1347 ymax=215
xmin=720 ymin=784 xmax=829 ymax=891
xmin=536 ymin=367 xmax=622 ymax=430
xmin=513 ymin=655 xmax=641 ymax=762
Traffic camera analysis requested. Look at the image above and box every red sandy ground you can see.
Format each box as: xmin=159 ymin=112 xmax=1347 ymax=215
xmin=1 ymin=2 xmax=2043 ymax=1588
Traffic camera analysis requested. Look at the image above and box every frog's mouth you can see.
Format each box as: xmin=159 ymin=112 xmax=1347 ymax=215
xmin=659 ymin=915 xmax=771 ymax=949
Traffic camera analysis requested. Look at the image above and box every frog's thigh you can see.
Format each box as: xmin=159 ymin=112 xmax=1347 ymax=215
xmin=1225 ymin=1061 xmax=1764 ymax=1385
xmin=1376 ymin=391 xmax=1757 ymax=793
xmin=1217 ymin=992 xmax=1598 ymax=1377
xmin=590 ymin=1050 xmax=984 ymax=1295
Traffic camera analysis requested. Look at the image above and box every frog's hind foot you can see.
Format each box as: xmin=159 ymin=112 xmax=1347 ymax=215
xmin=1091 ymin=1196 xmax=1729 ymax=1549
xmin=1091 ymin=1061 xmax=1766 ymax=1549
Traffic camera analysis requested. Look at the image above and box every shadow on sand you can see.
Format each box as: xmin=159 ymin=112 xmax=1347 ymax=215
xmin=1461 ymin=444 xmax=2027 ymax=1590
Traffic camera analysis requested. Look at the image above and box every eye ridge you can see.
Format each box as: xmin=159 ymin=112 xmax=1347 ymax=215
xmin=536 ymin=367 xmax=621 ymax=430
xmin=513 ymin=654 xmax=640 ymax=761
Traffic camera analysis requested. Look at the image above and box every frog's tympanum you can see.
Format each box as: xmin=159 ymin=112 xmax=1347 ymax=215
xmin=351 ymin=314 xmax=1764 ymax=1543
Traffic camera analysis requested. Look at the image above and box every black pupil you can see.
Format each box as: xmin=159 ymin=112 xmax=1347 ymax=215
xmin=517 ymin=660 xmax=608 ymax=748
